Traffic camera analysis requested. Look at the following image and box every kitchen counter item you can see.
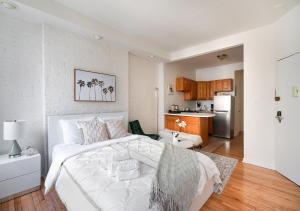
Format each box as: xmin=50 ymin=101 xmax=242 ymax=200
xmin=168 ymin=110 xmax=181 ymax=114
xmin=165 ymin=112 xmax=215 ymax=118
xmin=170 ymin=104 xmax=179 ymax=112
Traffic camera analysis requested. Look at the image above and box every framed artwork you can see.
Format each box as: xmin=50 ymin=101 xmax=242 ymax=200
xmin=74 ymin=69 xmax=116 ymax=102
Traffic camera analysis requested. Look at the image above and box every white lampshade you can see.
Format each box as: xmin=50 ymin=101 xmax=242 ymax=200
xmin=3 ymin=120 xmax=25 ymax=141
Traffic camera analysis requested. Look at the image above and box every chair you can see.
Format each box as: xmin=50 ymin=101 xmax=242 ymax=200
xmin=129 ymin=120 xmax=159 ymax=140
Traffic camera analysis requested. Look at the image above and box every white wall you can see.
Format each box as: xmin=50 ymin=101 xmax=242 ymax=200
xmin=196 ymin=62 xmax=243 ymax=81
xmin=0 ymin=13 xmax=45 ymax=174
xmin=275 ymin=4 xmax=300 ymax=59
xmin=129 ymin=54 xmax=159 ymax=133
xmin=44 ymin=24 xmax=129 ymax=116
xmin=164 ymin=63 xmax=196 ymax=111
xmin=0 ymin=12 xmax=130 ymax=175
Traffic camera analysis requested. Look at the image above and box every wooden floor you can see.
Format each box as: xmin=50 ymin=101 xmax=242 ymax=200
xmin=1 ymin=133 xmax=300 ymax=211
xmin=212 ymin=133 xmax=244 ymax=161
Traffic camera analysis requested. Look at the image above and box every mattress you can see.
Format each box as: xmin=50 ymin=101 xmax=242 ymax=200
xmin=56 ymin=165 xmax=214 ymax=211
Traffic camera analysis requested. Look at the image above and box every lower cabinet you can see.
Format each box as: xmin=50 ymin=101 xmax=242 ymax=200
xmin=165 ymin=115 xmax=209 ymax=146
xmin=208 ymin=117 xmax=213 ymax=135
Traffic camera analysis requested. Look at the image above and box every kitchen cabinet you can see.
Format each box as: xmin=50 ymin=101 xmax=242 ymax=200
xmin=184 ymin=80 xmax=197 ymax=100
xmin=197 ymin=81 xmax=208 ymax=100
xmin=214 ymin=79 xmax=233 ymax=92
xmin=208 ymin=117 xmax=213 ymax=135
xmin=215 ymin=80 xmax=223 ymax=92
xmin=222 ymin=79 xmax=233 ymax=92
xmin=197 ymin=81 xmax=215 ymax=100
xmin=165 ymin=115 xmax=180 ymax=131
xmin=176 ymin=77 xmax=191 ymax=92
xmin=165 ymin=114 xmax=209 ymax=146
xmin=209 ymin=81 xmax=215 ymax=100
xmin=176 ymin=77 xmax=233 ymax=101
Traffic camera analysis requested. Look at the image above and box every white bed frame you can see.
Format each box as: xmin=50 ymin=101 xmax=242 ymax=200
xmin=47 ymin=112 xmax=128 ymax=168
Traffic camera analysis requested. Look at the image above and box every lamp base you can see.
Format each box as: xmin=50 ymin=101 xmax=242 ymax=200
xmin=8 ymin=140 xmax=22 ymax=158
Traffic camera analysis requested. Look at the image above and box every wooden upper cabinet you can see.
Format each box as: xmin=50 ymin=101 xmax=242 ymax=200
xmin=209 ymin=81 xmax=215 ymax=100
xmin=184 ymin=80 xmax=197 ymax=100
xmin=213 ymin=79 xmax=233 ymax=92
xmin=197 ymin=81 xmax=208 ymax=100
xmin=176 ymin=77 xmax=233 ymax=101
xmin=214 ymin=80 xmax=223 ymax=92
xmin=176 ymin=77 xmax=191 ymax=92
xmin=222 ymin=79 xmax=233 ymax=92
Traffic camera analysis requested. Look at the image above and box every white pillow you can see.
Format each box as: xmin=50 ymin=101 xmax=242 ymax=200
xmin=60 ymin=119 xmax=85 ymax=144
xmin=77 ymin=117 xmax=109 ymax=145
xmin=103 ymin=117 xmax=128 ymax=139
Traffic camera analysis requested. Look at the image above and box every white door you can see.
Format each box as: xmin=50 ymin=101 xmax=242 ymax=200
xmin=275 ymin=53 xmax=300 ymax=185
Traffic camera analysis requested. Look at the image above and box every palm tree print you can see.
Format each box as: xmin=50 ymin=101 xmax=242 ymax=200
xmin=91 ymin=78 xmax=98 ymax=101
xmin=98 ymin=80 xmax=104 ymax=100
xmin=77 ymin=80 xmax=85 ymax=100
xmin=108 ymin=86 xmax=114 ymax=101
xmin=102 ymin=88 xmax=108 ymax=101
xmin=87 ymin=81 xmax=92 ymax=100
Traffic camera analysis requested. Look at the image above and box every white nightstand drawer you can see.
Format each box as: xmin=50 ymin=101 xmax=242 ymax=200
xmin=0 ymin=171 xmax=41 ymax=199
xmin=0 ymin=154 xmax=41 ymax=182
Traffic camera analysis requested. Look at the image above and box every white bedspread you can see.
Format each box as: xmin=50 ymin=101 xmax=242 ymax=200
xmin=45 ymin=135 xmax=221 ymax=211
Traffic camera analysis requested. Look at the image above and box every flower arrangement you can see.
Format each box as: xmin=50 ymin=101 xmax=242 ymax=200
xmin=175 ymin=119 xmax=187 ymax=128
xmin=172 ymin=119 xmax=188 ymax=144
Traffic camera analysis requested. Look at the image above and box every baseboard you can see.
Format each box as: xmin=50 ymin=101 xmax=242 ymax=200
xmin=242 ymin=158 xmax=275 ymax=170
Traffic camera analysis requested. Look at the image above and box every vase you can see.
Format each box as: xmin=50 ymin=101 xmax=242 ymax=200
xmin=172 ymin=137 xmax=179 ymax=144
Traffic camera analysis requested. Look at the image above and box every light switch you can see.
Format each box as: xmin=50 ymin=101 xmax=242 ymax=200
xmin=292 ymin=86 xmax=299 ymax=97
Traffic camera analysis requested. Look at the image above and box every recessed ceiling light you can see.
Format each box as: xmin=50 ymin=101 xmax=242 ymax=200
xmin=0 ymin=0 xmax=17 ymax=9
xmin=149 ymin=55 xmax=155 ymax=58
xmin=94 ymin=34 xmax=103 ymax=40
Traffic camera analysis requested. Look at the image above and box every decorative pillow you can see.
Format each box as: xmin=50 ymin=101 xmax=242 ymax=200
xmin=76 ymin=117 xmax=109 ymax=145
xmin=104 ymin=118 xmax=128 ymax=139
xmin=60 ymin=119 xmax=86 ymax=144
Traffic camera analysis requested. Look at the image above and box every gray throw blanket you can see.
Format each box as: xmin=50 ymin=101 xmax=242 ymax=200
xmin=149 ymin=143 xmax=201 ymax=211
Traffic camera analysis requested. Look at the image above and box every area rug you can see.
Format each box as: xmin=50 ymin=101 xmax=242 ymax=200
xmin=196 ymin=150 xmax=238 ymax=193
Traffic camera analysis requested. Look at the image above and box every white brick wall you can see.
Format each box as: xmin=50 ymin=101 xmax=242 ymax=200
xmin=0 ymin=13 xmax=129 ymax=175
xmin=44 ymin=24 xmax=128 ymax=116
xmin=0 ymin=13 xmax=45 ymax=172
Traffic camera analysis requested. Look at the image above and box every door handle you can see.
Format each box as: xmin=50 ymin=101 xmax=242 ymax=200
xmin=276 ymin=111 xmax=283 ymax=123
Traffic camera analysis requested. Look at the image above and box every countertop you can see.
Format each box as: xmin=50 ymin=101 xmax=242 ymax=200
xmin=165 ymin=112 xmax=215 ymax=118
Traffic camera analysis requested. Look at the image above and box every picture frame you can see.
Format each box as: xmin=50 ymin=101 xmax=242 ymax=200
xmin=74 ymin=69 xmax=116 ymax=102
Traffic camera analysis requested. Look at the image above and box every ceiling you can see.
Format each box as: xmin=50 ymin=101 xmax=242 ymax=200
xmin=54 ymin=0 xmax=300 ymax=51
xmin=169 ymin=45 xmax=243 ymax=69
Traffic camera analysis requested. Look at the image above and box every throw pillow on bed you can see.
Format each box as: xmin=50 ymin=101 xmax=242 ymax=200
xmin=104 ymin=118 xmax=128 ymax=139
xmin=60 ymin=119 xmax=86 ymax=144
xmin=77 ymin=117 xmax=109 ymax=145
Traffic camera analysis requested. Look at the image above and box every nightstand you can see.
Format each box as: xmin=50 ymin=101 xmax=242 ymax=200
xmin=0 ymin=153 xmax=41 ymax=202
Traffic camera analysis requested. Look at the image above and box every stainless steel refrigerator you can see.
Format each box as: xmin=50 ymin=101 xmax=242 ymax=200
xmin=213 ymin=95 xmax=235 ymax=139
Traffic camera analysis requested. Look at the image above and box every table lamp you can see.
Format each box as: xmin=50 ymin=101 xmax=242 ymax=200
xmin=3 ymin=120 xmax=25 ymax=158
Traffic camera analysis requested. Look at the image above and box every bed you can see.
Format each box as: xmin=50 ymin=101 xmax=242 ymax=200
xmin=46 ymin=112 xmax=220 ymax=211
